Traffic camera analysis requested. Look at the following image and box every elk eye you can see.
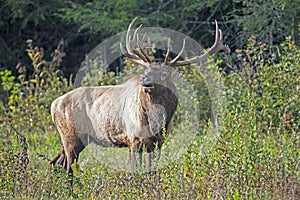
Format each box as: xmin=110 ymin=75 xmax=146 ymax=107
xmin=161 ymin=72 xmax=168 ymax=80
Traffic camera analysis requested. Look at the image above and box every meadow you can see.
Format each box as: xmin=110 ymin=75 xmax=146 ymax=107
xmin=0 ymin=37 xmax=299 ymax=199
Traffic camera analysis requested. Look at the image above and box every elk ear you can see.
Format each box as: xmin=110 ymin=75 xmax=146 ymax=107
xmin=171 ymin=70 xmax=183 ymax=80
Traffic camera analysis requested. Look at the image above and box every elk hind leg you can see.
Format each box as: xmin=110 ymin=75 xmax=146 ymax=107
xmin=50 ymin=134 xmax=85 ymax=174
xmin=49 ymin=147 xmax=68 ymax=170
xmin=64 ymin=136 xmax=85 ymax=174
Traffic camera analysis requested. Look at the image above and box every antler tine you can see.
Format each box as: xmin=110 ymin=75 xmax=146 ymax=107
xmin=121 ymin=17 xmax=151 ymax=66
xmin=219 ymin=28 xmax=230 ymax=53
xmin=125 ymin=17 xmax=138 ymax=54
xmin=131 ymin=24 xmax=151 ymax=63
xmin=168 ymin=20 xmax=230 ymax=67
xmin=132 ymin=24 xmax=142 ymax=43
xmin=140 ymin=33 xmax=147 ymax=44
xmin=163 ymin=38 xmax=171 ymax=64
xmin=215 ymin=20 xmax=230 ymax=53
xmin=136 ymin=32 xmax=152 ymax=63
xmin=214 ymin=20 xmax=220 ymax=45
xmin=120 ymin=43 xmax=137 ymax=60
xmin=169 ymin=39 xmax=185 ymax=64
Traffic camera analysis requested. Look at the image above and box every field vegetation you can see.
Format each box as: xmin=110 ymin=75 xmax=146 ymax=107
xmin=0 ymin=36 xmax=299 ymax=199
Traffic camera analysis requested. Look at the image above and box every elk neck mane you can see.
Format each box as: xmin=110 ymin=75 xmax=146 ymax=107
xmin=134 ymin=76 xmax=179 ymax=131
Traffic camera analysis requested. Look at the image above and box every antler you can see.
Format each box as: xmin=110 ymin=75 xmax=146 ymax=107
xmin=167 ymin=20 xmax=230 ymax=67
xmin=121 ymin=19 xmax=230 ymax=67
xmin=120 ymin=17 xmax=152 ymax=67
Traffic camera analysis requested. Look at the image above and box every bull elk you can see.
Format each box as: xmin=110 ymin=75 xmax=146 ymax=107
xmin=49 ymin=18 xmax=230 ymax=174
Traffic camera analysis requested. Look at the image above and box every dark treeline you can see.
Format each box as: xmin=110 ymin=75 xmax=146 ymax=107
xmin=0 ymin=0 xmax=299 ymax=77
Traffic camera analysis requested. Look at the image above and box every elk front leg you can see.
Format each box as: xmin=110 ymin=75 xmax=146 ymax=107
xmin=146 ymin=148 xmax=161 ymax=187
xmin=145 ymin=139 xmax=156 ymax=173
xmin=138 ymin=145 xmax=143 ymax=167
xmin=129 ymin=145 xmax=137 ymax=170
xmin=129 ymin=138 xmax=144 ymax=171
xmin=146 ymin=151 xmax=155 ymax=173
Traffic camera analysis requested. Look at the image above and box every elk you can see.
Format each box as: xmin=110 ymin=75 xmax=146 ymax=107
xmin=49 ymin=18 xmax=230 ymax=174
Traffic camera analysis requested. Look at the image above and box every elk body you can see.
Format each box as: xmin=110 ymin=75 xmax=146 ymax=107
xmin=50 ymin=18 xmax=230 ymax=174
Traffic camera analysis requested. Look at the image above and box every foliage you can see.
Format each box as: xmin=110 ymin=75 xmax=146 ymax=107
xmin=56 ymin=0 xmax=235 ymax=50
xmin=0 ymin=0 xmax=70 ymax=72
xmin=218 ymin=36 xmax=300 ymax=198
xmin=0 ymin=39 xmax=71 ymax=134
xmin=57 ymin=0 xmax=138 ymax=35
xmin=2 ymin=0 xmax=299 ymax=78
xmin=0 ymin=36 xmax=299 ymax=199
xmin=231 ymin=0 xmax=300 ymax=50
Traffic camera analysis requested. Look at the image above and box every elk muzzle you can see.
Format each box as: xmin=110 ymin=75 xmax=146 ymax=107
xmin=140 ymin=75 xmax=154 ymax=93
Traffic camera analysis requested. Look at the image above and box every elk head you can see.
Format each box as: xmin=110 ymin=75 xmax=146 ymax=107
xmin=120 ymin=17 xmax=230 ymax=94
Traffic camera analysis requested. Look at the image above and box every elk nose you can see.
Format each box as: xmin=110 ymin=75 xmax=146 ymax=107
xmin=140 ymin=76 xmax=150 ymax=85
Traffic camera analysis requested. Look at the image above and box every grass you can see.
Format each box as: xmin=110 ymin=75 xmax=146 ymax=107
xmin=0 ymin=37 xmax=299 ymax=199
xmin=0 ymin=114 xmax=298 ymax=199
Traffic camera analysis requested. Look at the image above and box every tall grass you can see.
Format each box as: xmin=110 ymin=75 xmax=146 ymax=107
xmin=0 ymin=37 xmax=299 ymax=199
